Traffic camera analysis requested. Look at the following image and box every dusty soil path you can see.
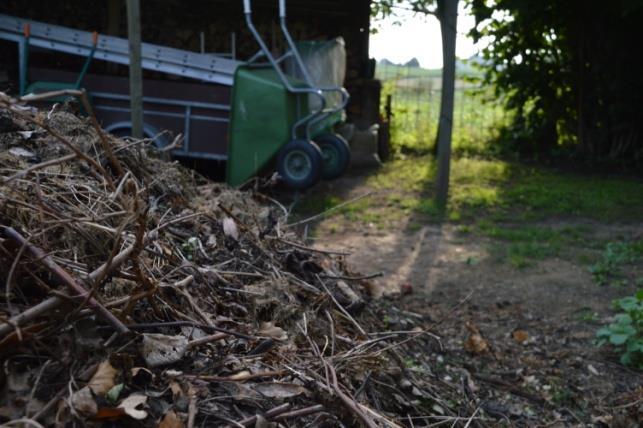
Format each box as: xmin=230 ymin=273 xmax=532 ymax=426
xmin=315 ymin=223 xmax=638 ymax=314
xmin=290 ymin=167 xmax=643 ymax=426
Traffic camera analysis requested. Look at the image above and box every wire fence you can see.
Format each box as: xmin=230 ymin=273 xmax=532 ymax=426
xmin=377 ymin=62 xmax=507 ymax=154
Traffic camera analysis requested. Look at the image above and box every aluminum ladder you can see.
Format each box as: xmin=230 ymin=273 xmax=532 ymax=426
xmin=0 ymin=13 xmax=241 ymax=86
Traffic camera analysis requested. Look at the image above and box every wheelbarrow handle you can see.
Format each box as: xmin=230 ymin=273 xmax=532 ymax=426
xmin=279 ymin=0 xmax=286 ymax=18
xmin=244 ymin=0 xmax=286 ymax=17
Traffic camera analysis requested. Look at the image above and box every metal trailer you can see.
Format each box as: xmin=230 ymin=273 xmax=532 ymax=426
xmin=0 ymin=0 xmax=350 ymax=189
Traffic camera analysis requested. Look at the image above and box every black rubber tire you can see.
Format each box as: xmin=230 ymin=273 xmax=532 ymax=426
xmin=276 ymin=139 xmax=323 ymax=190
xmin=110 ymin=128 xmax=133 ymax=139
xmin=314 ymin=133 xmax=351 ymax=180
xmin=109 ymin=126 xmax=169 ymax=149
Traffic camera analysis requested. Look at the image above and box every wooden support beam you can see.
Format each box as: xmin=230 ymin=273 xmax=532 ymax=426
xmin=126 ymin=0 xmax=143 ymax=138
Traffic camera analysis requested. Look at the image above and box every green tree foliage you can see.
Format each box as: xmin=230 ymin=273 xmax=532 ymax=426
xmin=469 ymin=0 xmax=643 ymax=163
xmin=371 ymin=0 xmax=437 ymax=20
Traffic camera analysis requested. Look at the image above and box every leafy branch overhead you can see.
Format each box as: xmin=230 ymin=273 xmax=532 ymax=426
xmin=467 ymin=0 xmax=643 ymax=163
xmin=370 ymin=0 xmax=437 ymax=35
xmin=371 ymin=0 xmax=445 ymax=20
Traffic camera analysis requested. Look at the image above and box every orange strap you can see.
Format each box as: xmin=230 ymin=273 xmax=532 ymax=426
xmin=23 ymin=23 xmax=30 ymax=38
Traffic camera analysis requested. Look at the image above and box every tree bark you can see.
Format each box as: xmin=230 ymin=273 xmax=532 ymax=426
xmin=435 ymin=0 xmax=459 ymax=208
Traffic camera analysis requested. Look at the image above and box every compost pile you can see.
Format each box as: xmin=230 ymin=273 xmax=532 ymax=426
xmin=0 ymin=92 xmax=466 ymax=427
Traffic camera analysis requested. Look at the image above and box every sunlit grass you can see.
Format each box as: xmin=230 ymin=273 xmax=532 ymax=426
xmin=380 ymin=79 xmax=509 ymax=158
xmin=295 ymin=154 xmax=643 ymax=238
xmin=365 ymin=155 xmax=643 ymax=222
xmin=367 ymin=156 xmax=510 ymax=219
xmin=477 ymin=222 xmax=586 ymax=267
xmin=368 ymin=156 xmax=435 ymax=192
xmin=293 ymin=150 xmax=643 ymax=273
xmin=296 ymin=195 xmax=343 ymax=214
xmin=503 ymin=169 xmax=643 ymax=220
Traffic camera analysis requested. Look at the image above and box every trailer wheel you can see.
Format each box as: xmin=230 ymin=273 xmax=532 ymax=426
xmin=104 ymin=122 xmax=169 ymax=149
xmin=277 ymin=139 xmax=323 ymax=190
xmin=315 ymin=133 xmax=351 ymax=180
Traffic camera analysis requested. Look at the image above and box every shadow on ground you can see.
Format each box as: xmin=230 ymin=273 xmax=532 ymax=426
xmin=279 ymin=156 xmax=643 ymax=424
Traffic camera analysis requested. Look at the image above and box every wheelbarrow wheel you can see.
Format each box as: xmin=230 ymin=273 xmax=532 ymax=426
xmin=277 ymin=139 xmax=323 ymax=190
xmin=315 ymin=133 xmax=351 ymax=180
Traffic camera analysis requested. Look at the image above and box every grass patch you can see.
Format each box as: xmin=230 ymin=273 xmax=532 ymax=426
xmin=369 ymin=156 xmax=436 ymax=192
xmin=484 ymin=227 xmax=563 ymax=267
xmin=575 ymin=307 xmax=599 ymax=322
xmin=366 ymin=156 xmax=643 ymax=222
xmin=293 ymin=193 xmax=390 ymax=228
xmin=293 ymin=155 xmax=643 ymax=242
xmin=502 ymin=169 xmax=643 ymax=221
xmin=478 ymin=222 xmax=564 ymax=242
xmin=368 ymin=156 xmax=510 ymax=222
xmin=590 ymin=240 xmax=643 ymax=285
xmin=295 ymin=194 xmax=343 ymax=214
xmin=477 ymin=222 xmax=595 ymax=267
xmin=507 ymin=241 xmax=560 ymax=267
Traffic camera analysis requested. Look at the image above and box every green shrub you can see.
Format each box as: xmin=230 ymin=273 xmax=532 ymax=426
xmin=596 ymin=290 xmax=643 ymax=368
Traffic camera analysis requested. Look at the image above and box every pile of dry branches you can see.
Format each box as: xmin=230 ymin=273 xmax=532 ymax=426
xmin=0 ymin=91 xmax=462 ymax=427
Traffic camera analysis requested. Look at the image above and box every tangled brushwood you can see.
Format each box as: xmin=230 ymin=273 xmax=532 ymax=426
xmin=0 ymin=91 xmax=466 ymax=427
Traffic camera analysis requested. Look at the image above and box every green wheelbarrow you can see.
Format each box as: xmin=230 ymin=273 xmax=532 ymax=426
xmin=226 ymin=0 xmax=351 ymax=189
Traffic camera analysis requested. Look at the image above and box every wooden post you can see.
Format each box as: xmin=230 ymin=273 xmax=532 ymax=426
xmin=126 ymin=0 xmax=143 ymax=138
xmin=107 ymin=0 xmax=121 ymax=36
xmin=435 ymin=0 xmax=459 ymax=208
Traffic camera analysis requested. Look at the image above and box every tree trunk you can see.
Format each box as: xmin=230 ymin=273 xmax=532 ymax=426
xmin=435 ymin=0 xmax=459 ymax=208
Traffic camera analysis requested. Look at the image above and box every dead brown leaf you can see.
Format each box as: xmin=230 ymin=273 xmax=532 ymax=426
xmin=512 ymin=329 xmax=529 ymax=343
xmin=141 ymin=334 xmax=188 ymax=367
xmin=131 ymin=367 xmax=154 ymax=386
xmin=223 ymin=382 xmax=261 ymax=401
xmin=400 ymin=282 xmax=413 ymax=296
xmin=169 ymin=380 xmax=184 ymax=399
xmin=464 ymin=322 xmax=489 ymax=354
xmin=71 ymin=386 xmax=98 ymax=417
xmin=362 ymin=280 xmax=384 ymax=299
xmin=255 ymin=414 xmax=276 ymax=428
xmin=258 ymin=322 xmax=288 ymax=341
xmin=252 ymin=382 xmax=310 ymax=398
xmin=88 ymin=360 xmax=118 ymax=396
xmin=229 ymin=370 xmax=252 ymax=380
xmin=222 ymin=217 xmax=239 ymax=241
xmin=117 ymin=393 xmax=148 ymax=420
xmin=94 ymin=406 xmax=127 ymax=420
xmin=159 ymin=410 xmax=185 ymax=428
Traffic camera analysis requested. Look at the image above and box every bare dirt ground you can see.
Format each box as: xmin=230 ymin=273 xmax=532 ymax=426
xmin=294 ymin=169 xmax=643 ymax=426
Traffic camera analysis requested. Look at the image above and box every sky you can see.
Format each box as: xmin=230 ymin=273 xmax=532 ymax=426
xmin=369 ymin=3 xmax=479 ymax=69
